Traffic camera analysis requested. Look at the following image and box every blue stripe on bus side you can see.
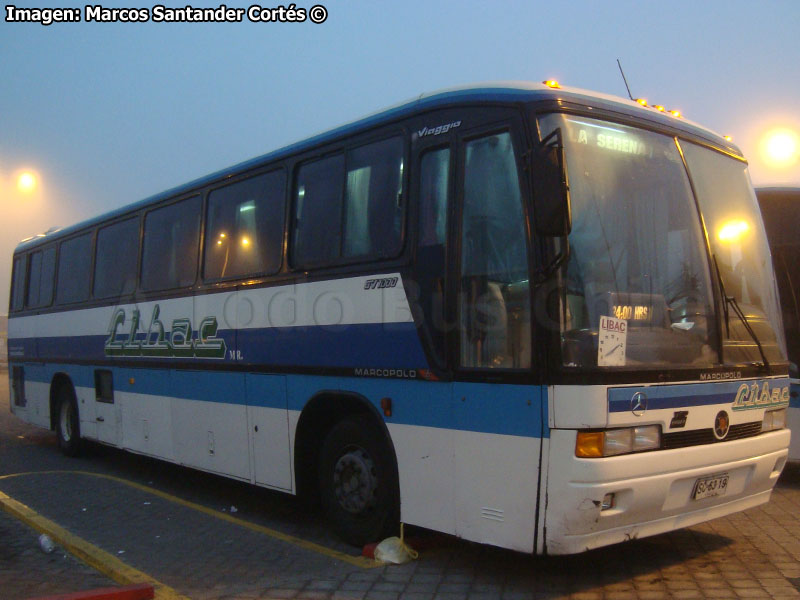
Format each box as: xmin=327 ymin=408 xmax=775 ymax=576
xmin=19 ymin=363 xmax=547 ymax=438
xmin=12 ymin=322 xmax=429 ymax=369
xmin=236 ymin=323 xmax=428 ymax=368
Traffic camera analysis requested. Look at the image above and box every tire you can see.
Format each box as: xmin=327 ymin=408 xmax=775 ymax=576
xmin=319 ymin=414 xmax=399 ymax=546
xmin=56 ymin=385 xmax=81 ymax=457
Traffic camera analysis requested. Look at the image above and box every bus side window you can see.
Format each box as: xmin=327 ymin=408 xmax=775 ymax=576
xmin=459 ymin=131 xmax=531 ymax=369
xmin=141 ymin=196 xmax=201 ymax=291
xmin=204 ymin=171 xmax=286 ymax=280
xmin=10 ymin=255 xmax=27 ymax=312
xmin=292 ymin=155 xmax=345 ymax=267
xmin=343 ymin=136 xmax=404 ymax=259
xmin=94 ymin=218 xmax=139 ymax=299
xmin=56 ymin=233 xmax=93 ymax=305
xmin=25 ymin=247 xmax=56 ymax=309
xmin=39 ymin=247 xmax=56 ymax=307
xmin=416 ymin=147 xmax=450 ymax=366
xmin=292 ymin=136 xmax=405 ymax=268
xmin=25 ymin=251 xmax=43 ymax=308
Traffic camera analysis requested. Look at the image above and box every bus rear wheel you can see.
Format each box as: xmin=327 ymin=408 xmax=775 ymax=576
xmin=319 ymin=414 xmax=399 ymax=546
xmin=56 ymin=386 xmax=81 ymax=457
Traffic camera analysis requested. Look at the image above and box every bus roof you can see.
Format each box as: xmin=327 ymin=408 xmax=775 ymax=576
xmin=15 ymin=81 xmax=739 ymax=253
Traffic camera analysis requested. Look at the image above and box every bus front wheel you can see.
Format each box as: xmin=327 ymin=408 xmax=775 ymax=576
xmin=319 ymin=414 xmax=399 ymax=546
xmin=56 ymin=386 xmax=81 ymax=457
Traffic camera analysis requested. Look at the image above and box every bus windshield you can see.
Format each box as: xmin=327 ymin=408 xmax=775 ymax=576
xmin=542 ymin=114 xmax=716 ymax=368
xmin=540 ymin=113 xmax=785 ymax=370
xmin=682 ymin=144 xmax=787 ymax=366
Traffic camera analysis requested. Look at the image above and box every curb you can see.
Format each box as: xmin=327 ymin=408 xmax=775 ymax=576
xmin=26 ymin=583 xmax=154 ymax=600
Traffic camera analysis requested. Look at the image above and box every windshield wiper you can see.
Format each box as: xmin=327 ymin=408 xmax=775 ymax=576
xmin=712 ymin=254 xmax=770 ymax=371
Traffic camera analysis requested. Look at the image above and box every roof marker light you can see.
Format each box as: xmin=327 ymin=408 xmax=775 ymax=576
xmin=635 ymin=98 xmax=648 ymax=107
xmin=653 ymin=105 xmax=666 ymax=112
xmin=724 ymin=135 xmax=733 ymax=142
xmin=669 ymin=109 xmax=682 ymax=118
xmin=543 ymin=80 xmax=561 ymax=89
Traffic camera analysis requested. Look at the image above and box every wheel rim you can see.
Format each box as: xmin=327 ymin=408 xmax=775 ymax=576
xmin=59 ymin=401 xmax=73 ymax=442
xmin=332 ymin=446 xmax=378 ymax=514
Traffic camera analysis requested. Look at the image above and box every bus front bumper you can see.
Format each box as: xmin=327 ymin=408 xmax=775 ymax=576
xmin=543 ymin=428 xmax=789 ymax=555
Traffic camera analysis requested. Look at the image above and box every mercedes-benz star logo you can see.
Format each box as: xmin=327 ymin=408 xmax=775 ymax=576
xmin=631 ymin=392 xmax=647 ymax=417
xmin=714 ymin=411 xmax=730 ymax=440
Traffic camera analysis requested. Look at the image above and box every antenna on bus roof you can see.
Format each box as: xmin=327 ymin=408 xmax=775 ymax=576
xmin=616 ymin=59 xmax=634 ymax=101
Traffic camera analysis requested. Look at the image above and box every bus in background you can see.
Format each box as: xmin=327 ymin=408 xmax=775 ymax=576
xmin=0 ymin=315 xmax=7 ymax=369
xmin=7 ymin=82 xmax=791 ymax=555
xmin=756 ymin=187 xmax=800 ymax=459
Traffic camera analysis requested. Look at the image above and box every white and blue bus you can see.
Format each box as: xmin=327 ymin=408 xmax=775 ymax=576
xmin=757 ymin=187 xmax=800 ymax=459
xmin=7 ymin=82 xmax=792 ymax=554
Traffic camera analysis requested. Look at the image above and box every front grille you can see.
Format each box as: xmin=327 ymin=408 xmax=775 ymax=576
xmin=662 ymin=421 xmax=763 ymax=450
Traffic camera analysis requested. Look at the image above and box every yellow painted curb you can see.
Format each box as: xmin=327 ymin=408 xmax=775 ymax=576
xmin=0 ymin=470 xmax=382 ymax=569
xmin=0 ymin=489 xmax=188 ymax=600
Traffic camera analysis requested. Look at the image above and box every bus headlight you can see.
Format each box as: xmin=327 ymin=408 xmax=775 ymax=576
xmin=762 ymin=408 xmax=787 ymax=432
xmin=576 ymin=426 xmax=661 ymax=458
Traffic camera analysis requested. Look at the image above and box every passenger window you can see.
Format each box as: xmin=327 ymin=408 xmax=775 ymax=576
xmin=94 ymin=218 xmax=139 ymax=299
xmin=292 ymin=154 xmax=345 ymax=266
xmin=205 ymin=171 xmax=286 ymax=280
xmin=141 ymin=197 xmax=201 ymax=291
xmin=10 ymin=255 xmax=26 ymax=312
xmin=343 ymin=137 xmax=404 ymax=258
xmin=417 ymin=147 xmax=451 ymax=366
xmin=56 ymin=233 xmax=93 ymax=305
xmin=459 ymin=131 xmax=531 ymax=369
xmin=292 ymin=136 xmax=405 ymax=267
xmin=420 ymin=149 xmax=449 ymax=248
xmin=39 ymin=247 xmax=56 ymax=307
xmin=26 ymin=251 xmax=43 ymax=308
xmin=26 ymin=247 xmax=56 ymax=308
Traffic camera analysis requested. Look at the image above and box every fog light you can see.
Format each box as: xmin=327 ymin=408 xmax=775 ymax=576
xmin=601 ymin=493 xmax=615 ymax=510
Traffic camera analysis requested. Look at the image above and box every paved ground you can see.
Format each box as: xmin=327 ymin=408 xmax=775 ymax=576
xmin=0 ymin=508 xmax=116 ymax=598
xmin=3 ymin=368 xmax=800 ymax=599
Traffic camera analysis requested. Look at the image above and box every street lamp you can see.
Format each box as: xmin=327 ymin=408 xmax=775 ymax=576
xmin=761 ymin=128 xmax=799 ymax=169
xmin=17 ymin=171 xmax=37 ymax=194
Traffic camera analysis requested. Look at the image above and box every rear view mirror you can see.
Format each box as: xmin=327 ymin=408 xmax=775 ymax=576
xmin=533 ymin=128 xmax=571 ymax=237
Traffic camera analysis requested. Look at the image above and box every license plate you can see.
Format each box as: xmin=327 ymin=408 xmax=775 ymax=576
xmin=692 ymin=473 xmax=729 ymax=500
